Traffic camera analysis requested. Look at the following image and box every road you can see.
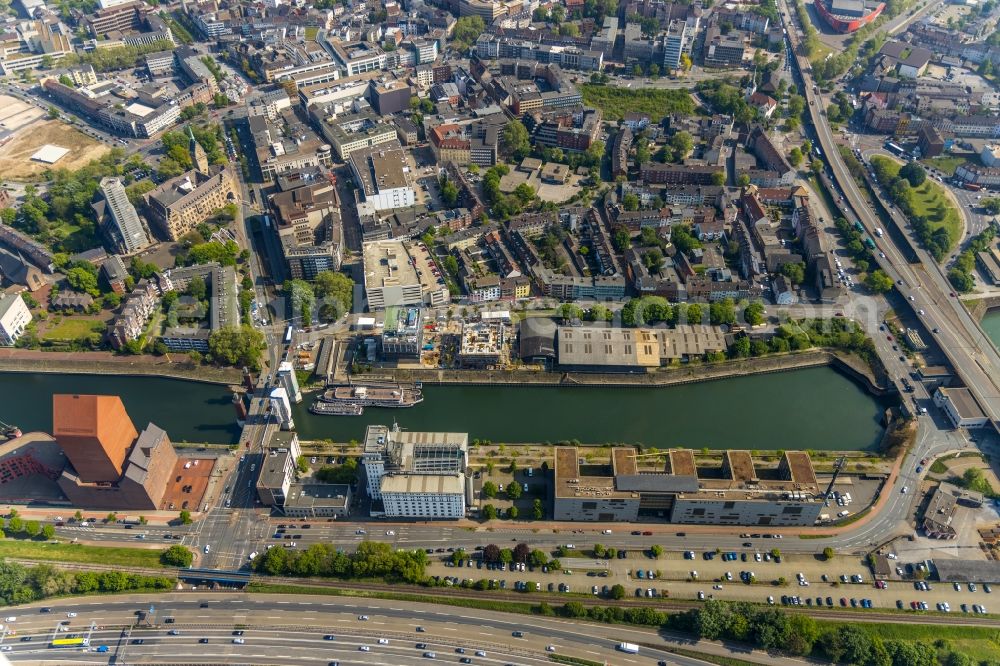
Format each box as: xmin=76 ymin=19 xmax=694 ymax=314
xmin=0 ymin=594 xmax=755 ymax=666
xmin=785 ymin=0 xmax=1000 ymax=428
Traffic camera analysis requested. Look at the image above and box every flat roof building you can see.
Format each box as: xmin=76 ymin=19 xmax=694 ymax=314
xmin=553 ymin=446 xmax=824 ymax=526
xmin=348 ymin=143 xmax=415 ymax=211
xmin=362 ymin=240 xmax=449 ymax=310
xmin=362 ymin=424 xmax=468 ymax=519
xmin=934 ymin=387 xmax=989 ymax=429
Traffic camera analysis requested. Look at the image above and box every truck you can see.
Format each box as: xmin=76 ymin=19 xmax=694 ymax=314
xmin=95 ymin=646 xmax=109 ymax=653
xmin=964 ymin=182 xmax=983 ymax=192
xmin=618 ymin=643 xmax=640 ymax=654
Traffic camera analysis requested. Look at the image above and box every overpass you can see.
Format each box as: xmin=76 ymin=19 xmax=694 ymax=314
xmin=781 ymin=0 xmax=1000 ymax=430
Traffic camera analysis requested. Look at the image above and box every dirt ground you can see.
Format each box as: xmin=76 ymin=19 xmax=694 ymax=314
xmin=0 ymin=95 xmax=43 ymax=132
xmin=0 ymin=114 xmax=110 ymax=180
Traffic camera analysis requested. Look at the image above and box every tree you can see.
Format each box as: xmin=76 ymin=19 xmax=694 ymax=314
xmin=296 ymin=455 xmax=310 ymax=474
xmin=507 ymin=506 xmax=519 ymax=519
xmin=623 ymin=193 xmax=640 ymax=211
xmin=513 ymin=543 xmax=530 ymax=563
xmin=610 ymin=583 xmax=626 ymax=599
xmin=65 ymin=266 xmax=99 ymax=297
xmin=314 ymin=270 xmax=354 ymax=321
xmin=731 ymin=335 xmax=751 ymax=358
xmin=41 ymin=525 xmax=55 ymax=540
xmin=501 ymin=120 xmax=531 ymax=161
xmin=506 ymin=482 xmax=522 ymax=500
xmin=788 ymin=147 xmax=803 ymax=167
xmin=745 ymin=301 xmax=766 ymax=326
xmin=680 ymin=53 xmax=693 ymax=71
xmin=822 ymin=547 xmax=834 ymax=561
xmin=179 ymin=510 xmax=192 ymax=525
xmin=451 ymin=16 xmax=485 ymax=51
xmin=482 ymin=504 xmax=497 ymax=520
xmin=737 ymin=173 xmax=751 ymax=187
xmin=187 ymin=275 xmax=207 ymax=300
xmin=482 ymin=481 xmax=497 ymax=498
xmin=482 ymin=544 xmax=501 ymax=562
xmin=781 ymin=261 xmax=806 ymax=284
xmin=899 ymin=162 xmax=926 ymax=187
xmin=161 ymin=545 xmax=194 ymax=567
xmin=650 ymin=544 xmax=663 ymax=558
xmin=440 ymin=177 xmax=459 ymax=207
xmin=670 ymin=131 xmax=694 ymax=162
xmin=711 ymin=171 xmax=726 ymax=186
xmin=208 ymin=325 xmax=266 ymax=369
xmin=532 ymin=499 xmax=544 ymax=519
xmin=24 ymin=521 xmax=39 ymax=538
xmin=865 ymin=269 xmax=894 ymax=293
xmin=550 ymin=4 xmax=565 ymax=22
xmin=559 ymin=23 xmax=579 ymax=36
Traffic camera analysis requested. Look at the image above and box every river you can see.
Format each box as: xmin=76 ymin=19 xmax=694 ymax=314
xmin=983 ymin=310 xmax=1000 ymax=353
xmin=0 ymin=366 xmax=888 ymax=450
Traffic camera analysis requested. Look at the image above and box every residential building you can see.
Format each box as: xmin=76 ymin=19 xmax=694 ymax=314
xmin=157 ymin=263 xmax=239 ymax=351
xmin=93 ymin=177 xmax=150 ymax=255
xmin=101 ymin=254 xmax=129 ymax=294
xmin=0 ymin=293 xmax=31 ymax=346
xmin=552 ymin=446 xmax=824 ymax=526
xmin=458 ymin=319 xmax=506 ymax=367
xmin=107 ymin=279 xmax=158 ymax=350
xmin=362 ymin=424 xmax=469 ymax=519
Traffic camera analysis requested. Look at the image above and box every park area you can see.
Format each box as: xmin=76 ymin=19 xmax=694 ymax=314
xmin=871 ymin=155 xmax=962 ymax=254
xmin=0 ymin=107 xmax=110 ymax=180
xmin=579 ymin=84 xmax=694 ymax=122
xmin=40 ymin=317 xmax=106 ymax=342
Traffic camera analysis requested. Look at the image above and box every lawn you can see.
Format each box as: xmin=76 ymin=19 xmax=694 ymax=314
xmin=0 ymin=539 xmax=165 ymax=568
xmin=41 ymin=318 xmax=105 ymax=341
xmin=579 ymin=84 xmax=695 ymax=122
xmin=872 ymin=155 xmax=962 ymax=250
xmin=925 ymin=155 xmax=967 ymax=177
xmin=822 ymin=621 xmax=1000 ymax=662
xmin=304 ymin=26 xmax=319 ymax=40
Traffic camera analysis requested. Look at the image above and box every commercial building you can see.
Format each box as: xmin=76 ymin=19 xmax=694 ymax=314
xmin=348 ymin=144 xmax=416 ymax=211
xmin=144 ymin=166 xmax=238 ymax=241
xmin=314 ymin=109 xmax=398 ymax=160
xmin=83 ymin=1 xmax=147 ymax=38
xmin=363 ymin=424 xmax=469 ymax=519
xmin=270 ymin=170 xmax=342 ymax=280
xmin=663 ymin=20 xmax=689 ymax=70
xmin=934 ymin=387 xmax=990 ymax=429
xmin=368 ymin=78 xmax=412 ymax=116
xmin=0 ymin=293 xmax=31 ymax=347
xmin=52 ymin=394 xmax=179 ymax=510
xmin=93 ymin=177 xmax=150 ymax=255
xmin=247 ymin=112 xmax=332 ymax=183
xmin=327 ymin=39 xmax=387 ymax=76
xmin=921 ymin=481 xmax=983 ymax=539
xmin=552 ymin=446 xmax=824 ymax=526
xmin=362 ymin=240 xmax=450 ymax=309
xmin=256 ymin=430 xmax=349 ymax=517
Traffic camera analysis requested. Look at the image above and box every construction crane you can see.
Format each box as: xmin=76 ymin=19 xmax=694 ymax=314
xmin=822 ymin=456 xmax=846 ymax=503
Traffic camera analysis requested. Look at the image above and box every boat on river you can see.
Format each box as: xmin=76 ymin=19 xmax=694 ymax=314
xmin=309 ymin=402 xmax=364 ymax=416
xmin=313 ymin=381 xmax=423 ymax=409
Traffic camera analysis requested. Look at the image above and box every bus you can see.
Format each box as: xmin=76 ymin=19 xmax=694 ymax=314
xmin=284 ymin=325 xmax=293 ymax=345
xmin=51 ymin=637 xmax=89 ymax=648
xmin=884 ymin=141 xmax=905 ymax=157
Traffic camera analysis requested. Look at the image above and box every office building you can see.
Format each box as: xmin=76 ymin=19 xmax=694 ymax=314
xmin=314 ymin=109 xmax=398 ymax=160
xmin=934 ymin=387 xmax=990 ymax=429
xmin=368 ymin=79 xmax=413 ymax=116
xmin=349 ymin=144 xmax=415 ymax=211
xmin=0 ymin=293 xmax=31 ymax=347
xmin=93 ymin=177 xmax=150 ymax=255
xmin=363 ymin=424 xmax=468 ymax=519
xmin=381 ymin=306 xmax=423 ymax=358
xmin=552 ymin=446 xmax=823 ymax=526
xmin=144 ymin=166 xmax=238 ymax=241
xmin=663 ymin=20 xmax=688 ymax=70
xmin=276 ymin=361 xmax=302 ymax=404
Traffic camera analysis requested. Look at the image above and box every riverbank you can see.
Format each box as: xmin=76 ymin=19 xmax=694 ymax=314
xmin=0 ymin=349 xmax=242 ymax=385
xmin=358 ymin=348 xmax=890 ymax=397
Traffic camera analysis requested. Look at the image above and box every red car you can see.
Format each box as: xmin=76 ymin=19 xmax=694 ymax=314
xmin=887 ymin=335 xmax=893 ymax=341
xmin=642 ymin=531 xmax=653 ymax=536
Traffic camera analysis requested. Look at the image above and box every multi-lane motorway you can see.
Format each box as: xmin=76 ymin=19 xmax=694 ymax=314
xmin=0 ymin=595 xmax=734 ymax=666
xmin=785 ymin=0 xmax=1000 ymax=426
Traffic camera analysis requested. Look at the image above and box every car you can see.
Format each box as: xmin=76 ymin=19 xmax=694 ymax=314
xmin=204 ymin=545 xmax=210 ymax=554
xmin=423 ymin=652 xmax=437 ymax=659
xmin=66 ymin=612 xmax=77 ymax=618
xmin=416 ymin=643 xmax=427 ymax=649
xmin=698 ymin=590 xmax=705 ymax=600
xmin=40 ymin=608 xmax=51 ymax=613
xmin=199 ymin=638 xmax=210 ymax=644
xmin=512 ymin=631 xmax=524 ymax=638
xmin=840 ymin=598 xmax=848 ymax=607
xmin=378 ymin=638 xmax=389 ymax=645
xmin=358 ymin=615 xmax=369 ymax=621
xmin=987 ymin=584 xmax=993 ymax=593
xmin=546 ymin=645 xmax=556 ymax=652
xmin=168 ymin=630 xmax=181 ymax=636
xmin=232 ymin=637 xmax=246 ymax=644
xmin=971 ymin=583 xmax=978 ymax=592
xmin=0 ymin=646 xmax=9 ymax=652
xmin=19 ymin=636 xmax=31 ymax=642
xmin=131 ymin=639 xmax=145 ymax=645
xmin=324 ymin=635 xmax=336 ymax=641
xmin=743 ymin=542 xmax=753 ymax=547
xmin=901 ymin=486 xmax=908 ymax=494
xmin=359 ymin=646 xmax=371 ymax=652
xmin=232 ymin=631 xmax=244 ymax=636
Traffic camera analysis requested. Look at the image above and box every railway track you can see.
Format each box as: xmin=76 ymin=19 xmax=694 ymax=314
xmin=10 ymin=558 xmax=1000 ymax=629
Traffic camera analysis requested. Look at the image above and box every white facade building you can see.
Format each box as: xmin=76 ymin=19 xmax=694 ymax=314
xmin=277 ymin=361 xmax=302 ymax=404
xmin=269 ymin=386 xmax=295 ymax=430
xmin=381 ymin=475 xmax=465 ymax=518
xmin=0 ymin=294 xmax=31 ymax=346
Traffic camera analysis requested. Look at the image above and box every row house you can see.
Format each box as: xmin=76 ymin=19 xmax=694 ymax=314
xmin=107 ymin=279 xmax=158 ymax=350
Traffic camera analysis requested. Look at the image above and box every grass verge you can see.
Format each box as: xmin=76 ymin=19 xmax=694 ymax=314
xmin=820 ymin=620 xmax=1000 ymax=662
xmin=549 ymin=656 xmax=605 ymax=666
xmin=924 ymin=155 xmax=966 ymax=177
xmin=871 ymin=155 xmax=961 ymax=251
xmin=0 ymin=540 xmax=165 ymax=568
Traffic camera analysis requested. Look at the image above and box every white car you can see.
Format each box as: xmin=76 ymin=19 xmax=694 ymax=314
xmin=359 ymin=646 xmax=371 ymax=652
xmin=204 ymin=545 xmax=211 ymax=554
xmin=385 ymin=530 xmax=395 ymax=536
xmin=378 ymin=639 xmax=389 ymax=645
xmin=901 ymin=486 xmax=908 ymax=494
xmin=0 ymin=646 xmax=10 ymax=651
xmin=66 ymin=612 xmax=77 ymax=618
xmin=232 ymin=638 xmax=245 ymax=644
xmin=546 ymin=645 xmax=556 ymax=652
xmin=358 ymin=615 xmax=369 ymax=621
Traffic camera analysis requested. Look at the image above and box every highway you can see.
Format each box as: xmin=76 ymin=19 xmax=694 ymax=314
xmin=0 ymin=595 xmax=737 ymax=666
xmin=785 ymin=0 xmax=1000 ymax=427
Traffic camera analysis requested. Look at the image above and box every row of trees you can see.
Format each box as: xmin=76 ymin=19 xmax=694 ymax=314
xmin=253 ymin=541 xmax=428 ymax=583
xmin=621 ymin=295 xmax=744 ymax=327
xmin=0 ymin=558 xmax=172 ymax=606
xmin=870 ymin=157 xmax=954 ymax=261
xmin=673 ymin=599 xmax=975 ymax=665
xmin=949 ymin=224 xmax=996 ymax=293
xmin=481 ymin=500 xmax=544 ymax=520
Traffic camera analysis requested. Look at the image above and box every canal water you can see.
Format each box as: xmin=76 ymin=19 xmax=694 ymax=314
xmin=0 ymin=366 xmax=888 ymax=450
xmin=983 ymin=310 xmax=1000 ymax=352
